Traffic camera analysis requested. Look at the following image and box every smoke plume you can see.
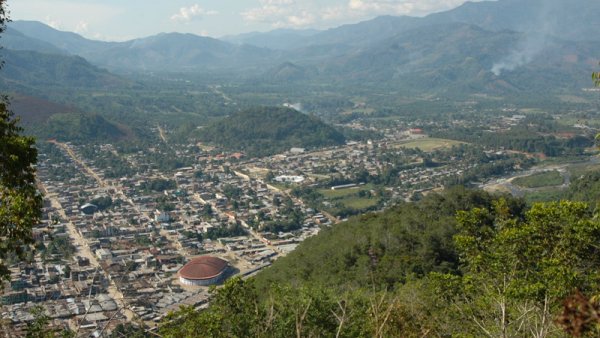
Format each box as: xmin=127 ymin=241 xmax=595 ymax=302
xmin=491 ymin=0 xmax=558 ymax=76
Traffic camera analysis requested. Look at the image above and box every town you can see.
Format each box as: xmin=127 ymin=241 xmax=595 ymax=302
xmin=1 ymin=111 xmax=595 ymax=336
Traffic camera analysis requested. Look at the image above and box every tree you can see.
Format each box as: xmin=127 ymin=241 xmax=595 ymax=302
xmin=433 ymin=200 xmax=600 ymax=337
xmin=0 ymin=0 xmax=43 ymax=281
xmin=25 ymin=305 xmax=74 ymax=338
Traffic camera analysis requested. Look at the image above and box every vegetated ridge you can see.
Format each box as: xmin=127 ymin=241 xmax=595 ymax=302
xmin=197 ymin=106 xmax=345 ymax=157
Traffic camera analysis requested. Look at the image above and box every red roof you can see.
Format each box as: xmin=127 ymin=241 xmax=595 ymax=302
xmin=179 ymin=256 xmax=228 ymax=280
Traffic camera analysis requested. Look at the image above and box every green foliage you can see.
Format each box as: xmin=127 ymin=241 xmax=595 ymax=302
xmin=205 ymin=223 xmax=247 ymax=240
xmin=25 ymin=305 xmax=74 ymax=338
xmin=434 ymin=200 xmax=600 ymax=336
xmin=566 ymin=170 xmax=600 ymax=207
xmin=160 ymin=277 xmax=432 ymax=338
xmin=42 ymin=236 xmax=76 ymax=261
xmin=30 ymin=112 xmax=127 ymax=143
xmin=108 ymin=324 xmax=147 ymax=338
xmin=433 ymin=125 xmax=593 ymax=157
xmin=141 ymin=178 xmax=177 ymax=192
xmin=198 ymin=106 xmax=346 ymax=157
xmin=89 ymin=196 xmax=112 ymax=211
xmin=255 ymin=187 xmax=523 ymax=290
xmin=0 ymin=17 xmax=43 ymax=282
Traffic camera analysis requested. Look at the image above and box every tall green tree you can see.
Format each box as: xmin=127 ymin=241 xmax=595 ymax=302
xmin=0 ymin=0 xmax=43 ymax=281
xmin=433 ymin=200 xmax=600 ymax=337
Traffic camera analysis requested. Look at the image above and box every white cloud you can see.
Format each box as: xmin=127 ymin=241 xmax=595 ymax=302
xmin=171 ymin=4 xmax=218 ymax=22
xmin=75 ymin=20 xmax=89 ymax=34
xmin=286 ymin=12 xmax=315 ymax=27
xmin=346 ymin=0 xmax=463 ymax=16
xmin=242 ymin=0 xmax=488 ymax=29
xmin=44 ymin=15 xmax=62 ymax=30
xmin=242 ymin=0 xmax=318 ymax=28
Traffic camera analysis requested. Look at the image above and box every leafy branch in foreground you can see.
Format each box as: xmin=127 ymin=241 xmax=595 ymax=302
xmin=0 ymin=0 xmax=43 ymax=282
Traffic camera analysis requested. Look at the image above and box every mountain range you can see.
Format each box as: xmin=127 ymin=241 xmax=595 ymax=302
xmin=1 ymin=0 xmax=599 ymax=100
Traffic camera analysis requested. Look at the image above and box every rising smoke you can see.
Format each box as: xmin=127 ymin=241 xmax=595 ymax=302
xmin=491 ymin=0 xmax=559 ymax=76
xmin=491 ymin=32 xmax=549 ymax=76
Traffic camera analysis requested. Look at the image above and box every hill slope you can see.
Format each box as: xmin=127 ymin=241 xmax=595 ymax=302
xmin=299 ymin=23 xmax=600 ymax=94
xmin=254 ymin=187 xmax=525 ymax=290
xmin=40 ymin=113 xmax=128 ymax=142
xmin=0 ymin=49 xmax=129 ymax=91
xmin=9 ymin=20 xmax=114 ymax=55
xmin=3 ymin=27 xmax=67 ymax=55
xmin=198 ymin=106 xmax=345 ymax=157
xmin=8 ymin=94 xmax=79 ymax=125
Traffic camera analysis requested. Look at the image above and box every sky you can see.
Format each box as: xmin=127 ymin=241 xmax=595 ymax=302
xmin=8 ymin=0 xmax=490 ymax=41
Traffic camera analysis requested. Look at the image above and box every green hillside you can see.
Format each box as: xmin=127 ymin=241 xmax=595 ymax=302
xmin=198 ymin=106 xmax=345 ymax=157
xmin=35 ymin=113 xmax=129 ymax=142
xmin=254 ymin=187 xmax=524 ymax=289
xmin=0 ymin=49 xmax=128 ymax=90
xmin=160 ymin=188 xmax=600 ymax=337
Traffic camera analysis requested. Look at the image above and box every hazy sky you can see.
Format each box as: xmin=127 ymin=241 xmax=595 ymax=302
xmin=8 ymin=0 xmax=489 ymax=41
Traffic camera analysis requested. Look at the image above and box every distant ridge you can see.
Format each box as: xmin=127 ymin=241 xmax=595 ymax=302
xmin=5 ymin=0 xmax=600 ymax=95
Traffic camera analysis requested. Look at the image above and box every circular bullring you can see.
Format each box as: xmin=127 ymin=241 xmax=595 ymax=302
xmin=179 ymin=256 xmax=229 ymax=286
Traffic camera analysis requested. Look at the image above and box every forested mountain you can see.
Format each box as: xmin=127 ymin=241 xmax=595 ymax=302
xmin=197 ymin=106 xmax=345 ymax=157
xmin=9 ymin=20 xmax=114 ymax=55
xmin=3 ymin=28 xmax=66 ymax=55
xmin=0 ymin=49 xmax=128 ymax=90
xmin=38 ymin=113 xmax=128 ymax=142
xmin=428 ymin=0 xmax=600 ymax=42
xmin=8 ymin=21 xmax=276 ymax=72
xmin=6 ymin=0 xmax=600 ymax=96
xmin=282 ymin=22 xmax=599 ymax=94
xmin=89 ymin=33 xmax=275 ymax=71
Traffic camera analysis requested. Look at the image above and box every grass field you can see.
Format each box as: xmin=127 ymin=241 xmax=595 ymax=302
xmin=318 ymin=184 xmax=380 ymax=214
xmin=513 ymin=171 xmax=564 ymax=188
xmin=320 ymin=184 xmax=375 ymax=198
xmin=395 ymin=138 xmax=466 ymax=152
xmin=342 ymin=197 xmax=379 ymax=209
